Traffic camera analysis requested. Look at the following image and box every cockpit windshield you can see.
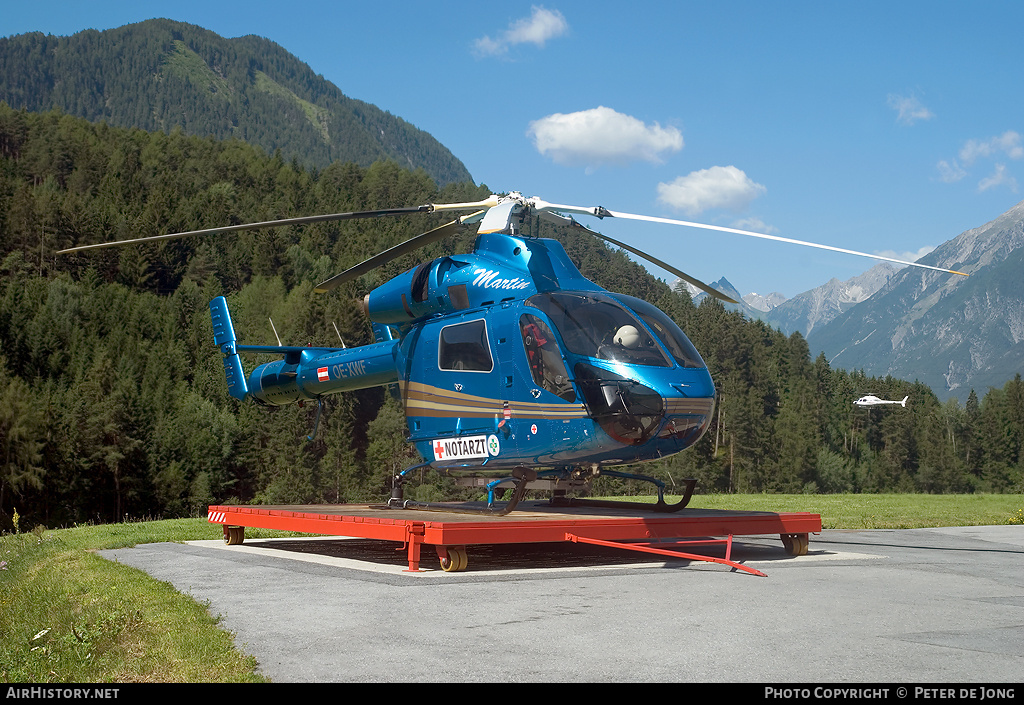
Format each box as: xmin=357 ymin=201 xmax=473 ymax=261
xmin=525 ymin=292 xmax=671 ymax=367
xmin=609 ymin=294 xmax=707 ymax=369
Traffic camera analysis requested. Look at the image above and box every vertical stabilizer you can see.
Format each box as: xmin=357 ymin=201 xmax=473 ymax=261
xmin=210 ymin=296 xmax=249 ymax=400
xmin=901 ymin=396 xmax=908 ymax=407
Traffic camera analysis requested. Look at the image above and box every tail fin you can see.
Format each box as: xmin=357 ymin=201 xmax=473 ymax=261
xmin=901 ymin=396 xmax=908 ymax=407
xmin=210 ymin=296 xmax=249 ymax=400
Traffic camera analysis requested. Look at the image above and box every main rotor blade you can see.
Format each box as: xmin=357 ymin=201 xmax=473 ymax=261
xmin=55 ymin=197 xmax=502 ymax=255
xmin=431 ymin=195 xmax=502 ymax=213
xmin=56 ymin=206 xmax=434 ymax=254
xmin=589 ymin=228 xmax=739 ymax=304
xmin=314 ymin=220 xmax=461 ymax=293
xmin=537 ymin=211 xmax=739 ymax=304
xmin=528 ymin=197 xmax=968 ymax=278
xmin=602 ymin=209 xmax=969 ymax=278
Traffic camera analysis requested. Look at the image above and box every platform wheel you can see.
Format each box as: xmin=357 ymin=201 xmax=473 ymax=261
xmin=781 ymin=533 xmax=808 ymax=556
xmin=440 ymin=546 xmax=468 ymax=572
xmin=225 ymin=526 xmax=245 ymax=546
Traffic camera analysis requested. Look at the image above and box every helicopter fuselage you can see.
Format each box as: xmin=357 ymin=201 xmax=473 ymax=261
xmin=212 ymin=229 xmax=716 ymax=474
xmin=62 ymin=188 xmax=958 ymax=509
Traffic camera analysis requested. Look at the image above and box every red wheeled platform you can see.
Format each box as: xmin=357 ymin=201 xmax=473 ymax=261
xmin=207 ymin=501 xmax=821 ymax=577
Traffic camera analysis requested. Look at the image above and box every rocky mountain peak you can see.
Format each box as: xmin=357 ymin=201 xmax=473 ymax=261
xmin=807 ymin=198 xmax=1024 ymax=401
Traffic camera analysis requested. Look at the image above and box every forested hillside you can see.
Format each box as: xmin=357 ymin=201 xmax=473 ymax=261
xmin=0 ymin=19 xmax=472 ymax=187
xmin=1 ymin=106 xmax=1022 ymax=531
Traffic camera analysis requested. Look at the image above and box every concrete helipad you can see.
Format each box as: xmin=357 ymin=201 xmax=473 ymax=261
xmin=100 ymin=525 xmax=1024 ymax=683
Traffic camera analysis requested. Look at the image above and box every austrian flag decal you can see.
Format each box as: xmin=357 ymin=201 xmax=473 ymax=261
xmin=317 ymin=367 xmax=329 ymax=382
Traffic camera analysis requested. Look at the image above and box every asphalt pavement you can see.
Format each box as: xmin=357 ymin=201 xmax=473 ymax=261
xmin=99 ymin=524 xmax=1024 ymax=683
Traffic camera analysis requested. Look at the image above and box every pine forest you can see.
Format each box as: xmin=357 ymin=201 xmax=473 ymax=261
xmin=1 ymin=105 xmax=1022 ymax=531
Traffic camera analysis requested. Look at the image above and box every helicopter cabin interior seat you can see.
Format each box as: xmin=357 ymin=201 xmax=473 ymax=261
xmin=520 ymin=314 xmax=575 ymax=401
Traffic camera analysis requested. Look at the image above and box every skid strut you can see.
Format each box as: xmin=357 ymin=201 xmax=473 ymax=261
xmin=387 ymin=466 xmax=537 ymax=516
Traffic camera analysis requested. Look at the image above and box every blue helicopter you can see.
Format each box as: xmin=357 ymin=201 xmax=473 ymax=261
xmin=60 ymin=192 xmax=966 ymax=514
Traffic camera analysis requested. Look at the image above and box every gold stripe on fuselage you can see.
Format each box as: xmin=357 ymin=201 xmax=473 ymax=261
xmin=404 ymin=381 xmax=588 ymax=420
xmin=402 ymin=382 xmax=712 ymax=419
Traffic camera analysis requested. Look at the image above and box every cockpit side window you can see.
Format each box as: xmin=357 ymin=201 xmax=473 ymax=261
xmin=519 ymin=314 xmax=576 ymax=402
xmin=438 ymin=319 xmax=493 ymax=372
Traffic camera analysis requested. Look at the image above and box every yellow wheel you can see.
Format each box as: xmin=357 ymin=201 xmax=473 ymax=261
xmin=781 ymin=533 xmax=808 ymax=556
xmin=440 ymin=546 xmax=468 ymax=572
xmin=225 ymin=526 xmax=244 ymax=545
xmin=797 ymin=534 xmax=809 ymax=554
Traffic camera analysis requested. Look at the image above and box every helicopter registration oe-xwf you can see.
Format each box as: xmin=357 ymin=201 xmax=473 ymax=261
xmin=59 ymin=192 xmax=967 ymax=515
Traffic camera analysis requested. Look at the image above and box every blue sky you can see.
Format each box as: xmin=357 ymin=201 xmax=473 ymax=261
xmin=4 ymin=1 xmax=1024 ymax=298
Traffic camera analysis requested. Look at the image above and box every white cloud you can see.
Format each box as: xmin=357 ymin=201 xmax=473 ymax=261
xmin=877 ymin=245 xmax=935 ymax=265
xmin=939 ymin=131 xmax=1022 ymax=192
xmin=528 ymin=106 xmax=683 ymax=168
xmin=936 ymin=159 xmax=966 ymax=183
xmin=978 ymin=164 xmax=1019 ymax=193
xmin=730 ymin=217 xmax=778 ymax=234
xmin=959 ymin=131 xmax=1024 ymax=165
xmin=887 ymin=93 xmax=935 ymax=126
xmin=473 ymin=6 xmax=569 ymax=57
xmin=656 ymin=166 xmax=766 ymax=215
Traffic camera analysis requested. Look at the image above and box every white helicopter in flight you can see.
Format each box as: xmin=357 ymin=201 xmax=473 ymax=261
xmin=854 ymin=394 xmax=909 ymax=408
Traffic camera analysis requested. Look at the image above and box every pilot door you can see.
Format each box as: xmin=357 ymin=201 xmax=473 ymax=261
xmin=492 ymin=303 xmax=588 ymax=464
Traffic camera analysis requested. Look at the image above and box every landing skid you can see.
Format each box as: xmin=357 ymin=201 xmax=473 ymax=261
xmin=549 ymin=477 xmax=696 ymax=513
xmin=382 ymin=463 xmax=697 ymax=516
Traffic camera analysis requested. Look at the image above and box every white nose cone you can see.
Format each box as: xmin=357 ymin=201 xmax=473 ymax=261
xmin=614 ymin=325 xmax=641 ymax=348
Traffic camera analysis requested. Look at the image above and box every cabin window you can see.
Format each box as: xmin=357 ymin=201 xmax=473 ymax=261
xmin=519 ymin=314 xmax=576 ymax=401
xmin=438 ymin=319 xmax=493 ymax=372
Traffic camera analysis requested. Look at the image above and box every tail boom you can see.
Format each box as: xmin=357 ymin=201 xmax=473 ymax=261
xmin=210 ymin=296 xmax=401 ymax=406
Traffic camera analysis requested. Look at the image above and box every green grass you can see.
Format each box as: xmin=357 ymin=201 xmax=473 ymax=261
xmin=684 ymin=492 xmax=1024 ymax=530
xmin=0 ymin=520 xmax=300 ymax=683
xmin=630 ymin=489 xmax=1024 ymax=528
xmin=2 ymin=494 xmax=1022 ymax=682
xmin=163 ymin=41 xmax=230 ymax=96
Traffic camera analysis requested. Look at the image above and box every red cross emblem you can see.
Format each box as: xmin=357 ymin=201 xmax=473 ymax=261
xmin=433 ymin=440 xmax=444 ymax=459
